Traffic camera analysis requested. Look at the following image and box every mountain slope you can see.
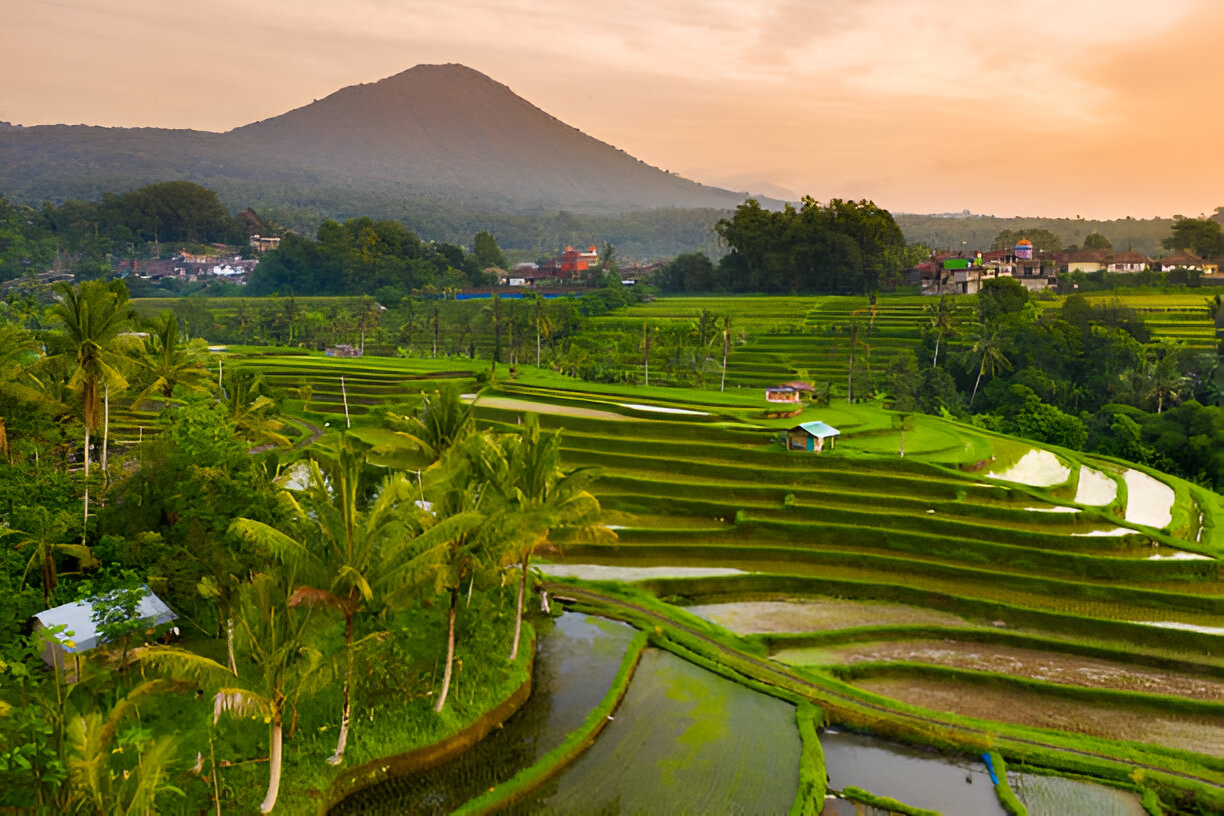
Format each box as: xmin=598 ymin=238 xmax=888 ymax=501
xmin=0 ymin=64 xmax=754 ymax=216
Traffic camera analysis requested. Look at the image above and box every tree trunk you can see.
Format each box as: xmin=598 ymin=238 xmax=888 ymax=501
xmin=328 ymin=615 xmax=354 ymax=765
xmin=259 ymin=718 xmax=283 ymax=814
xmin=82 ymin=424 xmax=90 ymax=547
xmin=970 ymin=366 xmax=985 ymax=406
xmin=434 ymin=587 xmax=458 ymax=713
xmin=509 ymin=553 xmax=529 ymax=662
xmin=226 ymin=616 xmax=237 ymax=676
xmin=102 ymin=386 xmax=109 ymax=487
xmin=720 ymin=330 xmax=729 ymax=392
xmin=932 ymin=333 xmax=941 ymax=368
xmin=340 ymin=376 xmax=351 ymax=429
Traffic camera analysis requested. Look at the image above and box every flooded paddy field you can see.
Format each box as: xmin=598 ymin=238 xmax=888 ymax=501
xmin=851 ymin=677 xmax=1224 ymax=757
xmin=684 ymin=598 xmax=969 ymax=634
xmin=820 ymin=730 xmax=1007 ymax=815
xmin=330 ymin=613 xmax=635 ymax=815
xmin=1008 ymin=771 xmax=1147 ymax=816
xmin=775 ymin=639 xmax=1224 ymax=700
xmin=504 ymin=648 xmax=799 ymax=815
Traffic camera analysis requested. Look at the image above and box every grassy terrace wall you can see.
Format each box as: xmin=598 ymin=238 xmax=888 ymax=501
xmin=322 ymin=631 xmax=538 ymax=812
xmin=758 ymin=626 xmax=1224 ymax=675
xmin=634 ymin=574 xmax=1224 ymax=654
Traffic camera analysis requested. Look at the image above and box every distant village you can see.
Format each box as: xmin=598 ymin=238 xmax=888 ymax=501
xmin=914 ymin=239 xmax=1218 ymax=295
xmin=94 ymin=234 xmax=1224 ymax=296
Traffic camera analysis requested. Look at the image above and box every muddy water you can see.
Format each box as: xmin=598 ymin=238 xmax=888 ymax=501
xmin=777 ymin=639 xmax=1224 ymax=700
xmin=821 ymin=730 xmax=1007 ymax=815
xmin=987 ymin=449 xmax=1071 ymax=487
xmin=329 ymin=613 xmax=635 ymax=815
xmin=685 ymin=599 xmax=968 ymax=634
xmin=505 ymin=648 xmax=799 ymax=815
xmin=855 ymin=677 xmax=1224 ymax=757
xmin=1075 ymin=466 xmax=1118 ymax=505
xmin=1008 ymin=772 xmax=1147 ymax=816
xmin=1122 ymin=469 xmax=1175 ymax=529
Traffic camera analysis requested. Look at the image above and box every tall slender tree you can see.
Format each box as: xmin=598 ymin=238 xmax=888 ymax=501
xmin=229 ymin=433 xmax=418 ymax=765
xmin=141 ymin=573 xmax=327 ymax=814
xmin=480 ymin=417 xmax=613 ymax=662
xmin=968 ymin=325 xmax=1012 ymax=406
xmin=43 ymin=281 xmax=136 ymax=543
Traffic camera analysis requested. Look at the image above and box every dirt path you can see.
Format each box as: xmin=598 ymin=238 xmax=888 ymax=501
xmin=544 ymin=582 xmax=1224 ymax=794
xmin=464 ymin=395 xmax=630 ymax=421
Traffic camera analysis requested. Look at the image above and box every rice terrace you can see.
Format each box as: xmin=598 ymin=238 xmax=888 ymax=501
xmin=11 ymin=286 xmax=1207 ymax=815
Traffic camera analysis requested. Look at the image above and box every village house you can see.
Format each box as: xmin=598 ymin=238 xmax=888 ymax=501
xmin=766 ymin=382 xmax=816 ymax=403
xmin=787 ymin=421 xmax=840 ymax=453
xmin=1106 ymin=251 xmax=1152 ymax=274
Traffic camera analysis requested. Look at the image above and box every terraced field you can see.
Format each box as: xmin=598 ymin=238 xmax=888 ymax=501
xmin=131 ymin=330 xmax=1222 ymax=813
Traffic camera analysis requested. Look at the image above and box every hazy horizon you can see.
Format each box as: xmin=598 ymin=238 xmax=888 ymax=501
xmin=4 ymin=0 xmax=1222 ymax=221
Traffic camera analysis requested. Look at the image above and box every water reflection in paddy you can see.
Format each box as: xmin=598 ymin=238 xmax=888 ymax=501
xmin=821 ymin=730 xmax=1006 ymax=816
xmin=1009 ymin=772 xmax=1147 ymax=815
xmin=505 ymin=649 xmax=799 ymax=815
xmin=329 ymin=613 xmax=635 ymax=815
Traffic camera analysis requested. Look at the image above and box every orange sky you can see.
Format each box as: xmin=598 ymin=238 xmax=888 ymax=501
xmin=3 ymin=0 xmax=1222 ymax=220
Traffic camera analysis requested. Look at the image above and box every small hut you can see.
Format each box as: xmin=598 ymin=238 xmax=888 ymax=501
xmin=766 ymin=382 xmax=816 ymax=403
xmin=787 ymin=421 xmax=840 ymax=453
xmin=31 ymin=588 xmax=176 ymax=671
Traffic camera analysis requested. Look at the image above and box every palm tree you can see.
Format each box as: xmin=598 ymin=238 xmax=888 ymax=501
xmin=968 ymin=325 xmax=1012 ymax=406
xmin=9 ymin=506 xmax=97 ymax=607
xmin=43 ymin=281 xmax=137 ymax=543
xmin=482 ymin=417 xmax=613 ymax=661
xmin=382 ymin=386 xmax=475 ymax=467
xmin=841 ymin=316 xmax=870 ymax=403
xmin=401 ymin=440 xmax=499 ymax=713
xmin=0 ymin=323 xmax=51 ymax=462
xmin=924 ymin=295 xmax=957 ymax=368
xmin=229 ymin=433 xmax=419 ymax=765
xmin=141 ymin=573 xmax=327 ymax=814
xmin=222 ymin=370 xmax=290 ymax=449
xmin=131 ymin=312 xmax=214 ymax=406
xmin=1146 ymin=347 xmax=1187 ymax=414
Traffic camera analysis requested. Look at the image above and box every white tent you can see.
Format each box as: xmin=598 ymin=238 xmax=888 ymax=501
xmin=31 ymin=587 xmax=175 ymax=669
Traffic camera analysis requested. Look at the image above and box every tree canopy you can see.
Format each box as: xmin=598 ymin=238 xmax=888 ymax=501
xmin=713 ymin=197 xmax=909 ymax=294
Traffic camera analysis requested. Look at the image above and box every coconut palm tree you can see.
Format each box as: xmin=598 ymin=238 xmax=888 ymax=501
xmin=480 ymin=417 xmax=613 ymax=662
xmin=130 ymin=311 xmax=214 ymax=407
xmin=8 ymin=506 xmax=97 ymax=607
xmin=924 ymin=295 xmax=957 ymax=368
xmin=400 ymin=439 xmax=499 ymax=713
xmin=222 ymin=369 xmax=290 ymax=449
xmin=0 ymin=323 xmax=51 ymax=462
xmin=381 ymin=385 xmax=475 ymax=468
xmin=968 ymin=324 xmax=1012 ymax=406
xmin=43 ymin=281 xmax=137 ymax=543
xmin=229 ymin=433 xmax=420 ymax=765
xmin=141 ymin=572 xmax=328 ymax=814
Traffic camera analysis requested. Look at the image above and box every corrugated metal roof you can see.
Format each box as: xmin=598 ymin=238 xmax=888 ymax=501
xmin=33 ymin=588 xmax=175 ymax=653
xmin=793 ymin=421 xmax=840 ymax=438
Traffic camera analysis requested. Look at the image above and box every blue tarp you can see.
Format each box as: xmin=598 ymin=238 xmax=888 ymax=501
xmin=33 ymin=587 xmax=175 ymax=654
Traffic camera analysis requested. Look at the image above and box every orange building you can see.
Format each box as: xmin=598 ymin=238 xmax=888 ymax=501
xmin=559 ymin=245 xmax=599 ymax=278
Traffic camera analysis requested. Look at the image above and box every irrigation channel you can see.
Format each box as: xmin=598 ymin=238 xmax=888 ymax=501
xmin=328 ymin=599 xmax=1165 ymax=814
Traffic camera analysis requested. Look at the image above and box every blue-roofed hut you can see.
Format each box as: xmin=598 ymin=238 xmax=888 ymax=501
xmin=787 ymin=421 xmax=840 ymax=453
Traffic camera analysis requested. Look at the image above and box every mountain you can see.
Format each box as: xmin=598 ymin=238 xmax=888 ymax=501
xmin=0 ymin=64 xmax=760 ymax=221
